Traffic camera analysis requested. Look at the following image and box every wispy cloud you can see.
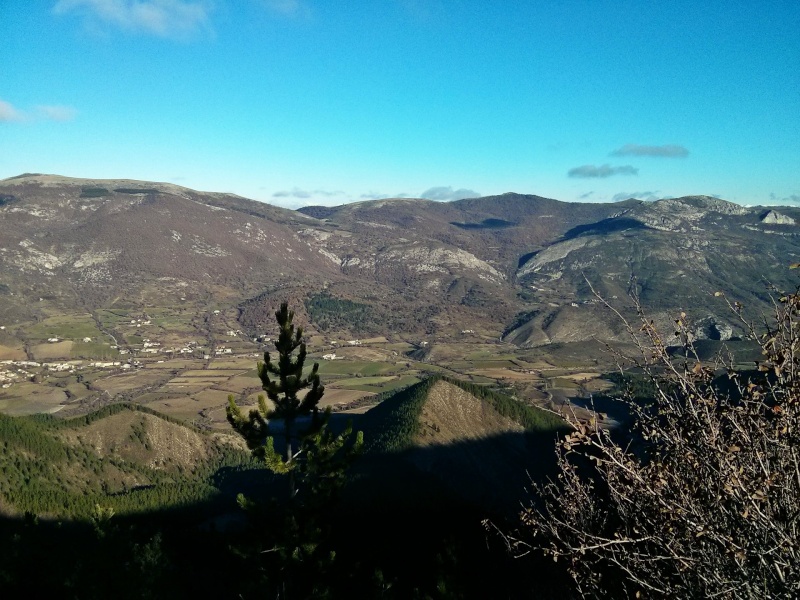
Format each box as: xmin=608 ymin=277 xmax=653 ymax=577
xmin=1 ymin=99 xmax=78 ymax=123
xmin=612 ymin=190 xmax=669 ymax=202
xmin=568 ymin=164 xmax=638 ymax=179
xmin=272 ymin=187 xmax=344 ymax=199
xmin=770 ymin=192 xmax=800 ymax=204
xmin=359 ymin=191 xmax=412 ymax=200
xmin=36 ymin=105 xmax=78 ymax=121
xmin=610 ymin=144 xmax=689 ymax=158
xmin=0 ymin=100 xmax=25 ymax=122
xmin=273 ymin=188 xmax=310 ymax=199
xmin=578 ymin=191 xmax=594 ymax=199
xmin=270 ymin=188 xmax=349 ymax=209
xmin=420 ymin=186 xmax=480 ymax=201
xmin=53 ymin=0 xmax=214 ymax=39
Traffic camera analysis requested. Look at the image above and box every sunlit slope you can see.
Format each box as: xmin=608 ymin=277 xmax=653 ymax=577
xmin=4 ymin=174 xmax=800 ymax=345
xmin=0 ymin=403 xmax=252 ymax=518
xmin=357 ymin=376 xmax=567 ymax=510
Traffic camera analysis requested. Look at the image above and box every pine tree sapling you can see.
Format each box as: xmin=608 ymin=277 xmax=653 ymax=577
xmin=226 ymin=301 xmax=363 ymax=499
xmin=225 ymin=302 xmax=363 ymax=597
xmin=227 ymin=302 xmax=325 ymax=488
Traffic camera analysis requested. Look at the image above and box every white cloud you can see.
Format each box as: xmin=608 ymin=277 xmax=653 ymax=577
xmin=272 ymin=187 xmax=344 ymax=199
xmin=568 ymin=164 xmax=638 ymax=179
xmin=610 ymin=144 xmax=689 ymax=158
xmin=0 ymin=99 xmax=78 ymax=123
xmin=269 ymin=187 xmax=352 ymax=208
xmin=36 ymin=105 xmax=78 ymax=121
xmin=0 ymin=100 xmax=24 ymax=122
xmin=313 ymin=189 xmax=345 ymax=197
xmin=53 ymin=0 xmax=214 ymax=38
xmin=420 ymin=186 xmax=480 ymax=201
xmin=273 ymin=187 xmax=312 ymax=199
xmin=359 ymin=191 xmax=412 ymax=200
xmin=770 ymin=192 xmax=800 ymax=205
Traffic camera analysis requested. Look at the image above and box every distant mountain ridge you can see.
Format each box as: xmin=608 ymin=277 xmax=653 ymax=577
xmin=2 ymin=173 xmax=799 ymax=347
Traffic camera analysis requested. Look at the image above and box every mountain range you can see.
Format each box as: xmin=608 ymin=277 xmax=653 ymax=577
xmin=2 ymin=173 xmax=799 ymax=347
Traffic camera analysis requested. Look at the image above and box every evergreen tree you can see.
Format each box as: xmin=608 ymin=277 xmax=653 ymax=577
xmin=227 ymin=302 xmax=327 ymax=497
xmin=226 ymin=302 xmax=363 ymax=598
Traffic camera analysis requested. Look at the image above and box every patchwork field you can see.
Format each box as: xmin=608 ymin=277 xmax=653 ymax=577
xmin=467 ymin=368 xmax=540 ymax=382
xmin=92 ymin=370 xmax=172 ymax=394
xmin=1 ymin=302 xmax=627 ymax=432
xmin=24 ymin=314 xmax=100 ymax=341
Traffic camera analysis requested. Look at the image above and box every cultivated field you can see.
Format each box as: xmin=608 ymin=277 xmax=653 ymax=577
xmin=0 ymin=308 xmax=631 ymax=429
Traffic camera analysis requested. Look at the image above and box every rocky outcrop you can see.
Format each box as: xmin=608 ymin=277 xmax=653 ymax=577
xmin=693 ymin=315 xmax=734 ymax=341
xmin=761 ymin=210 xmax=795 ymax=225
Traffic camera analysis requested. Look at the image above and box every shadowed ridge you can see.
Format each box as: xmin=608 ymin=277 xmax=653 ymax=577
xmin=352 ymin=375 xmax=568 ymax=512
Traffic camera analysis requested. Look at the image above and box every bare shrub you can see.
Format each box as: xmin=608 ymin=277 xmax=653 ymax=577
xmin=509 ymin=288 xmax=800 ymax=599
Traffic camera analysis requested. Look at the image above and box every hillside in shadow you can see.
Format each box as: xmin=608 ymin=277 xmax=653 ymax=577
xmin=0 ymin=372 xmax=578 ymax=597
xmin=0 ymin=428 xmax=572 ymax=599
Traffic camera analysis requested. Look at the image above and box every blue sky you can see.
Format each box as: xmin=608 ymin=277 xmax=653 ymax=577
xmin=2 ymin=1 xmax=798 ymax=208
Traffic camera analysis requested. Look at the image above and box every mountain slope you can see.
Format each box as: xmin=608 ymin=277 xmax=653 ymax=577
xmin=357 ymin=376 xmax=567 ymax=510
xmin=508 ymin=196 xmax=800 ymax=345
xmin=3 ymin=173 xmax=800 ymax=348
xmin=0 ymin=174 xmax=335 ymax=316
xmin=0 ymin=403 xmax=252 ymax=518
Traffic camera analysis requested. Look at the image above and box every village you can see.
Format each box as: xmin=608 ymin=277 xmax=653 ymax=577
xmin=0 ymin=318 xmax=402 ymax=394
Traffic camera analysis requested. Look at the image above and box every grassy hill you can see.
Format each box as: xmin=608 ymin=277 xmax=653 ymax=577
xmin=0 ymin=403 xmax=256 ymax=519
xmin=353 ymin=376 xmax=568 ymax=512
xmin=362 ymin=375 xmax=566 ymax=454
xmin=0 ymin=376 xmax=567 ymax=519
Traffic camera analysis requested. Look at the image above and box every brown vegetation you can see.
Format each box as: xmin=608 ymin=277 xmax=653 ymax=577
xmin=504 ymin=289 xmax=800 ymax=598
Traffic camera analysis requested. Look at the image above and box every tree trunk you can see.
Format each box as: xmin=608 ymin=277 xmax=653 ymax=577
xmin=285 ymin=416 xmax=296 ymax=499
